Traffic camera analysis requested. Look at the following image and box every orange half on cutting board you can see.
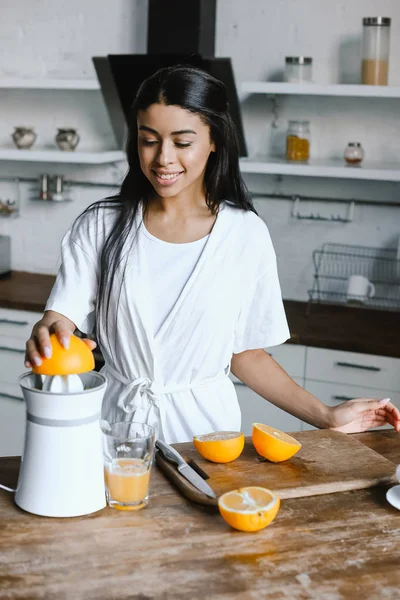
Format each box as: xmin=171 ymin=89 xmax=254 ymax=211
xmin=193 ymin=431 xmax=245 ymax=463
xmin=218 ymin=486 xmax=280 ymax=532
xmin=252 ymin=423 xmax=302 ymax=462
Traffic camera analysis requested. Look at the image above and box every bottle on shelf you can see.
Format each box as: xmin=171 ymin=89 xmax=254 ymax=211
xmin=344 ymin=142 xmax=365 ymax=166
xmin=286 ymin=121 xmax=310 ymax=162
xmin=361 ymin=17 xmax=391 ymax=85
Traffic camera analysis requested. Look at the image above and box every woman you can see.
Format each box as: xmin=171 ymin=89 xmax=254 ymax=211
xmin=25 ymin=66 xmax=399 ymax=442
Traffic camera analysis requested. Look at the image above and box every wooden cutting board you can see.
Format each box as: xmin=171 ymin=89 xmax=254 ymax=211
xmin=155 ymin=430 xmax=397 ymax=509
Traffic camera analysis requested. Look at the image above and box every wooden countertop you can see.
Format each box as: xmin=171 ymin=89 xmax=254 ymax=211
xmin=0 ymin=431 xmax=399 ymax=599
xmin=0 ymin=271 xmax=399 ymax=358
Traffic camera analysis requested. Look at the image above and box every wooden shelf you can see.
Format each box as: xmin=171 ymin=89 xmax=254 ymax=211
xmin=0 ymin=149 xmax=126 ymax=164
xmin=239 ymin=156 xmax=400 ymax=181
xmin=0 ymin=79 xmax=100 ymax=90
xmin=241 ymin=82 xmax=400 ymax=98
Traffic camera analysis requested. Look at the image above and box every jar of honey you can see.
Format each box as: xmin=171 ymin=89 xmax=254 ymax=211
xmin=286 ymin=121 xmax=310 ymax=162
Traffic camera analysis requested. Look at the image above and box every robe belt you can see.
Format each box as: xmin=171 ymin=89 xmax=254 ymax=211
xmin=104 ymin=364 xmax=230 ymax=432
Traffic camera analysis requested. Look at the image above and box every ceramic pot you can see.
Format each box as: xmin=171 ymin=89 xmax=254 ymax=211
xmin=55 ymin=128 xmax=80 ymax=151
xmin=12 ymin=127 xmax=37 ymax=149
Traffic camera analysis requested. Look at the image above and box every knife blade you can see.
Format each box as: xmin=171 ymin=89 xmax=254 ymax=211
xmin=155 ymin=439 xmax=217 ymax=499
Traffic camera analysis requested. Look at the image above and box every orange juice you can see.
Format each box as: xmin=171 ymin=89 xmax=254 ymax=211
xmin=104 ymin=458 xmax=150 ymax=509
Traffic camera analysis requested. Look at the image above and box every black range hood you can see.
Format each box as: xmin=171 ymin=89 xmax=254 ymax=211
xmin=93 ymin=0 xmax=247 ymax=156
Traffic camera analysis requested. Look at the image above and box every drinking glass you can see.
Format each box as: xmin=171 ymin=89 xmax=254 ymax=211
xmin=101 ymin=421 xmax=155 ymax=510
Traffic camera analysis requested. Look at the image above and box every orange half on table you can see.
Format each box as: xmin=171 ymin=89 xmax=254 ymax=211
xmin=218 ymin=486 xmax=280 ymax=532
xmin=193 ymin=431 xmax=245 ymax=463
xmin=252 ymin=423 xmax=302 ymax=462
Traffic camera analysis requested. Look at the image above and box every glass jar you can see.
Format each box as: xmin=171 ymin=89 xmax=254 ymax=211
xmin=361 ymin=17 xmax=391 ymax=85
xmin=344 ymin=142 xmax=365 ymax=165
xmin=286 ymin=121 xmax=310 ymax=162
xmin=284 ymin=57 xmax=313 ymax=83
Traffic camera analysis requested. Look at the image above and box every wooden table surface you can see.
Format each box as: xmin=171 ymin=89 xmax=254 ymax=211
xmin=0 ymin=431 xmax=399 ymax=600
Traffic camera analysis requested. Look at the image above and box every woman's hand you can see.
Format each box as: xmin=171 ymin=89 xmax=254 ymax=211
xmin=25 ymin=311 xmax=96 ymax=369
xmin=329 ymin=397 xmax=400 ymax=433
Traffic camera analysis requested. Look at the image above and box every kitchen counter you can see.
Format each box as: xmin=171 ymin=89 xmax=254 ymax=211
xmin=0 ymin=430 xmax=399 ymax=599
xmin=0 ymin=271 xmax=399 ymax=358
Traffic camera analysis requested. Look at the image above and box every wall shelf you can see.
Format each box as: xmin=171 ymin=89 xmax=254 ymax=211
xmin=0 ymin=79 xmax=100 ymax=90
xmin=242 ymin=82 xmax=400 ymax=98
xmin=0 ymin=149 xmax=125 ymax=164
xmin=239 ymin=157 xmax=400 ymax=182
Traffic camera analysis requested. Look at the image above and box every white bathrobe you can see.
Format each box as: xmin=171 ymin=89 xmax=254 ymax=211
xmin=46 ymin=201 xmax=289 ymax=443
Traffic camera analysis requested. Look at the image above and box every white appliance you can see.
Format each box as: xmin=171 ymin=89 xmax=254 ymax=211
xmin=16 ymin=371 xmax=107 ymax=518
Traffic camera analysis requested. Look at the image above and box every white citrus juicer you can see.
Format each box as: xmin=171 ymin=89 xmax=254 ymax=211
xmin=16 ymin=371 xmax=107 ymax=517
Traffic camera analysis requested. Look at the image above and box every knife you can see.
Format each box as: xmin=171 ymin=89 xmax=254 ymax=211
xmin=155 ymin=439 xmax=217 ymax=499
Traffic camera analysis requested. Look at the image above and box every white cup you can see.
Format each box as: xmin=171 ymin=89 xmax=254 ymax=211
xmin=346 ymin=274 xmax=375 ymax=304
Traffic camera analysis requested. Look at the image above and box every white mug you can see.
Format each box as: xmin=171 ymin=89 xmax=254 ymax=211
xmin=346 ymin=274 xmax=375 ymax=304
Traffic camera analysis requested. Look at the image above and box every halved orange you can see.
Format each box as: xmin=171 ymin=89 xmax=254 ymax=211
xmin=252 ymin=423 xmax=302 ymax=462
xmin=193 ymin=431 xmax=244 ymax=463
xmin=32 ymin=333 xmax=95 ymax=376
xmin=218 ymin=486 xmax=280 ymax=532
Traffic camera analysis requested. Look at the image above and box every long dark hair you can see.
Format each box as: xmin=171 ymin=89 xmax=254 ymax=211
xmin=74 ymin=65 xmax=255 ymax=344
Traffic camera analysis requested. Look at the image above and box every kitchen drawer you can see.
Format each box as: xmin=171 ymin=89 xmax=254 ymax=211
xmin=0 ymin=338 xmax=26 ymax=384
xmin=0 ymin=308 xmax=42 ymax=340
xmin=301 ymin=380 xmax=400 ymax=431
xmin=234 ymin=380 xmax=302 ymax=435
xmin=265 ymin=343 xmax=306 ymax=380
xmin=306 ymin=347 xmax=400 ymax=393
xmin=0 ymin=386 xmax=25 ymax=456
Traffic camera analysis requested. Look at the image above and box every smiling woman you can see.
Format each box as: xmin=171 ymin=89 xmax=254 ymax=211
xmin=25 ymin=65 xmax=400 ymax=443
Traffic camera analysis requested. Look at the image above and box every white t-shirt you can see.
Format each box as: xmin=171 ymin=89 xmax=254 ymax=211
xmin=141 ymin=223 xmax=209 ymax=336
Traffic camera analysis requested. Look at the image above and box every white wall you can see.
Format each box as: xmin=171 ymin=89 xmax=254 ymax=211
xmin=0 ymin=0 xmax=399 ymax=301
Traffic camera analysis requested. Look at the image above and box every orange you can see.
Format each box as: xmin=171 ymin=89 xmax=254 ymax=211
xmin=193 ymin=431 xmax=244 ymax=463
xmin=218 ymin=486 xmax=280 ymax=532
xmin=252 ymin=423 xmax=301 ymax=462
xmin=32 ymin=333 xmax=95 ymax=376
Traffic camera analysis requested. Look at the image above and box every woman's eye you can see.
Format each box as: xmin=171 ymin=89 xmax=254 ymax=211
xmin=175 ymin=142 xmax=192 ymax=148
xmin=141 ymin=139 xmax=157 ymax=146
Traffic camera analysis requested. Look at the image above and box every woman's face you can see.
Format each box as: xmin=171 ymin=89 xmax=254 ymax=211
xmin=137 ymin=102 xmax=215 ymax=201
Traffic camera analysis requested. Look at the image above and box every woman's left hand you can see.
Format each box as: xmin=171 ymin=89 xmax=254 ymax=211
xmin=330 ymin=397 xmax=400 ymax=433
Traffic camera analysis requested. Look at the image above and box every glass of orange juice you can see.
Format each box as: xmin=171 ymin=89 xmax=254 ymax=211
xmin=102 ymin=421 xmax=155 ymax=511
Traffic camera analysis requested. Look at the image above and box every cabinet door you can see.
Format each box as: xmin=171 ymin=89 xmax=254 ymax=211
xmin=0 ymin=386 xmax=25 ymax=456
xmin=234 ymin=381 xmax=301 ymax=435
xmin=0 ymin=338 xmax=26 ymax=384
xmin=0 ymin=308 xmax=42 ymax=340
xmin=266 ymin=343 xmax=306 ymax=382
xmin=306 ymin=347 xmax=400 ymax=392
xmin=302 ymin=380 xmax=400 ymax=431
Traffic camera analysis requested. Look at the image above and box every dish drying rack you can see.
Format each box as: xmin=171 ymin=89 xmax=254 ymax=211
xmin=308 ymin=243 xmax=400 ymax=311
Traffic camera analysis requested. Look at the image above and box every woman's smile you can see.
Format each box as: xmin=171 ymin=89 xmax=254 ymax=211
xmin=152 ymin=169 xmax=185 ymax=186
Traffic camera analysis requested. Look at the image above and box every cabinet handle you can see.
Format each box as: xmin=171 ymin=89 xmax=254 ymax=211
xmin=0 ymin=392 xmax=23 ymax=402
xmin=0 ymin=318 xmax=29 ymax=326
xmin=335 ymin=361 xmax=381 ymax=372
xmin=332 ymin=395 xmax=353 ymax=402
xmin=0 ymin=346 xmax=25 ymax=354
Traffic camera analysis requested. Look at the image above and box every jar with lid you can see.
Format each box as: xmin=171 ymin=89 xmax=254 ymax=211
xmin=284 ymin=57 xmax=313 ymax=83
xmin=344 ymin=142 xmax=365 ymax=165
xmin=286 ymin=121 xmax=310 ymax=162
xmin=361 ymin=17 xmax=391 ymax=85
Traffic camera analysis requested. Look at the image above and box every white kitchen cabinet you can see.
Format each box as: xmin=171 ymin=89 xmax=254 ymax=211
xmin=0 ymin=385 xmax=25 ymax=456
xmin=0 ymin=308 xmax=39 ymax=456
xmin=306 ymin=346 xmax=400 ymax=392
xmin=234 ymin=380 xmax=302 ymax=435
xmin=232 ymin=344 xmax=306 ymax=434
xmin=301 ymin=346 xmax=400 ymax=431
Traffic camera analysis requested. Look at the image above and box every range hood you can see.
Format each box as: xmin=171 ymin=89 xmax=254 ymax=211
xmin=92 ymin=0 xmax=247 ymax=156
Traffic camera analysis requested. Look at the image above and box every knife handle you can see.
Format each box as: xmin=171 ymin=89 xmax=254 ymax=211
xmin=155 ymin=440 xmax=184 ymax=467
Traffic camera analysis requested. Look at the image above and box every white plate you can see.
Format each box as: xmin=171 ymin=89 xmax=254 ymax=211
xmin=386 ymin=484 xmax=400 ymax=511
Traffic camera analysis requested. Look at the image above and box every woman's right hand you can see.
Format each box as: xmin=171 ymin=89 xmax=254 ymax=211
xmin=24 ymin=311 xmax=96 ymax=369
